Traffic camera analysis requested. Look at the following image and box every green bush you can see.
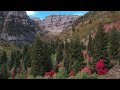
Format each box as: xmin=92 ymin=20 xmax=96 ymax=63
xmin=35 ymin=76 xmax=43 ymax=79
xmin=74 ymin=71 xmax=97 ymax=79
xmin=97 ymin=75 xmax=105 ymax=79
xmin=67 ymin=76 xmax=76 ymax=79
xmin=76 ymin=71 xmax=89 ymax=79
xmin=27 ymin=75 xmax=34 ymax=79
xmin=44 ymin=76 xmax=52 ymax=79
xmin=15 ymin=74 xmax=26 ymax=79
xmin=53 ymin=67 xmax=67 ymax=79
xmin=89 ymin=72 xmax=98 ymax=79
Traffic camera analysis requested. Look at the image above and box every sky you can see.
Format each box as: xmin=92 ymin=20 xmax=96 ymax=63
xmin=26 ymin=11 xmax=88 ymax=20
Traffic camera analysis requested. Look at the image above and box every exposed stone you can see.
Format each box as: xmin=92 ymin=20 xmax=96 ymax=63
xmin=32 ymin=14 xmax=80 ymax=33
xmin=0 ymin=11 xmax=40 ymax=44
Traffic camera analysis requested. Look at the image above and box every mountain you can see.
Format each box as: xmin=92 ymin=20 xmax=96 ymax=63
xmin=32 ymin=15 xmax=80 ymax=35
xmin=58 ymin=11 xmax=120 ymax=46
xmin=0 ymin=11 xmax=40 ymax=44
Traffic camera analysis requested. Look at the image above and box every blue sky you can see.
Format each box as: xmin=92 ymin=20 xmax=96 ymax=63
xmin=26 ymin=11 xmax=88 ymax=20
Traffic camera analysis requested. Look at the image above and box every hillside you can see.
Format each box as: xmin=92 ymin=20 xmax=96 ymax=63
xmin=0 ymin=11 xmax=40 ymax=44
xmin=32 ymin=15 xmax=80 ymax=36
xmin=58 ymin=11 xmax=120 ymax=45
xmin=0 ymin=11 xmax=120 ymax=79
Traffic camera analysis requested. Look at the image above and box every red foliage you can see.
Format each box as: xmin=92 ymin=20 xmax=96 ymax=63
xmin=82 ymin=50 xmax=92 ymax=62
xmin=68 ymin=70 xmax=75 ymax=77
xmin=57 ymin=63 xmax=62 ymax=68
xmin=45 ymin=70 xmax=56 ymax=77
xmin=86 ymin=55 xmax=92 ymax=61
xmin=95 ymin=59 xmax=108 ymax=75
xmin=82 ymin=50 xmax=87 ymax=58
xmin=81 ymin=66 xmax=92 ymax=74
xmin=10 ymin=68 xmax=15 ymax=79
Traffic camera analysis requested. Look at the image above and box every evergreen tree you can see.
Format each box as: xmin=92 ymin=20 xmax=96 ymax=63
xmin=0 ymin=50 xmax=8 ymax=79
xmin=22 ymin=45 xmax=30 ymax=71
xmin=56 ymin=40 xmax=64 ymax=64
xmin=14 ymin=50 xmax=21 ymax=75
xmin=31 ymin=37 xmax=44 ymax=77
xmin=24 ymin=50 xmax=30 ymax=71
xmin=31 ymin=37 xmax=52 ymax=77
xmin=88 ymin=34 xmax=92 ymax=56
xmin=43 ymin=42 xmax=53 ymax=72
xmin=64 ymin=39 xmax=71 ymax=73
xmin=9 ymin=50 xmax=16 ymax=70
xmin=108 ymin=27 xmax=119 ymax=60
xmin=92 ymin=23 xmax=108 ymax=62
xmin=70 ymin=37 xmax=84 ymax=73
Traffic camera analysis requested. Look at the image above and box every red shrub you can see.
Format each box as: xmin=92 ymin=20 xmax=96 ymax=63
xmin=57 ymin=63 xmax=62 ymax=68
xmin=95 ymin=59 xmax=108 ymax=75
xmin=68 ymin=70 xmax=75 ymax=77
xmin=81 ymin=66 xmax=92 ymax=74
xmin=45 ymin=70 xmax=56 ymax=77
xmin=10 ymin=68 xmax=15 ymax=79
xmin=86 ymin=55 xmax=92 ymax=61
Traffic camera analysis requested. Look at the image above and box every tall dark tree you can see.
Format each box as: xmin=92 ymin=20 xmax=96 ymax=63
xmin=70 ymin=37 xmax=84 ymax=73
xmin=14 ymin=50 xmax=21 ymax=75
xmin=31 ymin=37 xmax=44 ymax=77
xmin=64 ymin=39 xmax=71 ymax=73
xmin=9 ymin=50 xmax=16 ymax=71
xmin=56 ymin=40 xmax=64 ymax=64
xmin=88 ymin=34 xmax=92 ymax=56
xmin=92 ymin=23 xmax=108 ymax=62
xmin=24 ymin=50 xmax=30 ymax=71
xmin=108 ymin=27 xmax=119 ymax=60
xmin=0 ymin=50 xmax=8 ymax=79
xmin=31 ymin=36 xmax=52 ymax=77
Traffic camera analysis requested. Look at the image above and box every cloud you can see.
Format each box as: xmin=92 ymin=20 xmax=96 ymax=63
xmin=26 ymin=11 xmax=35 ymax=16
xmin=74 ymin=14 xmax=83 ymax=16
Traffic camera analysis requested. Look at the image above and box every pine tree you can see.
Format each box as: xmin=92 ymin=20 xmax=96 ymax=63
xmin=64 ymin=39 xmax=71 ymax=73
xmin=56 ymin=40 xmax=64 ymax=64
xmin=31 ymin=37 xmax=44 ymax=77
xmin=92 ymin=23 xmax=108 ymax=62
xmin=70 ymin=37 xmax=84 ymax=73
xmin=31 ymin=37 xmax=52 ymax=77
xmin=9 ymin=50 xmax=16 ymax=70
xmin=88 ymin=34 xmax=92 ymax=56
xmin=14 ymin=50 xmax=21 ymax=75
xmin=108 ymin=27 xmax=119 ymax=60
xmin=43 ymin=42 xmax=52 ymax=72
xmin=22 ymin=45 xmax=30 ymax=71
xmin=24 ymin=50 xmax=30 ymax=71
xmin=0 ymin=50 xmax=8 ymax=79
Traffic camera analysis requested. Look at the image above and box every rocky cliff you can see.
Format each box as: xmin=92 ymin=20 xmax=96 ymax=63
xmin=0 ymin=11 xmax=40 ymax=44
xmin=33 ymin=15 xmax=80 ymax=33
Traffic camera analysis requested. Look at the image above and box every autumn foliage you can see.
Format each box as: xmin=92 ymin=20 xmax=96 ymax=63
xmin=95 ymin=59 xmax=108 ymax=75
xmin=68 ymin=70 xmax=75 ymax=77
xmin=45 ymin=70 xmax=56 ymax=77
xmin=81 ymin=66 xmax=92 ymax=74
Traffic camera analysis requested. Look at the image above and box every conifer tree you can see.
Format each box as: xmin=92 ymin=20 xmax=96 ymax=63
xmin=31 ymin=36 xmax=52 ymax=77
xmin=64 ymin=39 xmax=71 ymax=72
xmin=9 ymin=50 xmax=16 ymax=70
xmin=56 ymin=40 xmax=64 ymax=64
xmin=92 ymin=23 xmax=108 ymax=62
xmin=108 ymin=27 xmax=119 ymax=60
xmin=70 ymin=37 xmax=84 ymax=73
xmin=88 ymin=34 xmax=92 ymax=56
xmin=0 ymin=50 xmax=8 ymax=79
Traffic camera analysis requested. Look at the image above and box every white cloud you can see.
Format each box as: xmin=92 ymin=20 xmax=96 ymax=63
xmin=26 ymin=11 xmax=35 ymax=16
xmin=74 ymin=14 xmax=83 ymax=16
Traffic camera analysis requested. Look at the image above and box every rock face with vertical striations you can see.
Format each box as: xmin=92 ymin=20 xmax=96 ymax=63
xmin=32 ymin=15 xmax=80 ymax=33
xmin=0 ymin=11 xmax=40 ymax=44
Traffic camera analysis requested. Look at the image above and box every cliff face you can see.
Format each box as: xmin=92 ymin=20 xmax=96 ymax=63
xmin=0 ymin=11 xmax=40 ymax=44
xmin=33 ymin=15 xmax=80 ymax=33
